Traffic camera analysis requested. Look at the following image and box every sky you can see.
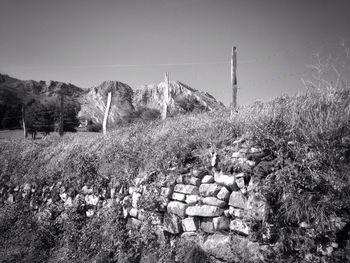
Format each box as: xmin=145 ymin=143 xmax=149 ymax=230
xmin=1 ymin=0 xmax=350 ymax=105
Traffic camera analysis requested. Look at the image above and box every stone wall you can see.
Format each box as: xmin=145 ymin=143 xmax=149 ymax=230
xmin=0 ymin=139 xmax=273 ymax=261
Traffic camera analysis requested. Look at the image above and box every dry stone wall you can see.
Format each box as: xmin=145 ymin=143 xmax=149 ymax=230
xmin=0 ymin=138 xmax=274 ymax=261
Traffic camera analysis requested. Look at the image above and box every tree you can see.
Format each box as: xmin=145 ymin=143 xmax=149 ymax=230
xmin=302 ymin=41 xmax=350 ymax=91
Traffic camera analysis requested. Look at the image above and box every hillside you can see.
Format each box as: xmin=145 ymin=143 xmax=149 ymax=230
xmin=0 ymin=85 xmax=349 ymax=262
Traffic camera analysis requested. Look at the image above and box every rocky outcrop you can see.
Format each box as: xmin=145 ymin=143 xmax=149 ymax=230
xmin=78 ymin=80 xmax=135 ymax=126
xmin=133 ymin=80 xmax=225 ymax=116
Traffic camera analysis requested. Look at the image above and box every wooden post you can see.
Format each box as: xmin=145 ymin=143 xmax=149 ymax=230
xmin=22 ymin=104 xmax=27 ymax=138
xmin=231 ymin=46 xmax=238 ymax=114
xmin=162 ymin=72 xmax=169 ymax=120
xmin=103 ymin=91 xmax=112 ymax=135
xmin=59 ymin=93 xmax=64 ymax=136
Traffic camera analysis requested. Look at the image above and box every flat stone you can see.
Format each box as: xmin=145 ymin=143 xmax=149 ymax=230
xmin=174 ymin=184 xmax=199 ymax=195
xmin=214 ymin=172 xmax=238 ymax=190
xmin=202 ymin=197 xmax=227 ymax=208
xmin=164 ymin=212 xmax=182 ymax=234
xmin=217 ymin=187 xmax=231 ymax=201
xmin=229 ymin=206 xmax=246 ymax=218
xmin=201 ymin=218 xmax=214 ymax=233
xmin=201 ymin=175 xmax=214 ymax=184
xmin=186 ymin=205 xmax=223 ymax=217
xmin=185 ymin=194 xmax=201 ymax=204
xmin=247 ymin=193 xmax=266 ymax=221
xmin=167 ymin=201 xmax=188 ymax=218
xmin=172 ymin=192 xmax=186 ymax=202
xmin=230 ymin=219 xmax=250 ymax=235
xmin=229 ymin=191 xmax=247 ymax=209
xmin=182 ymin=217 xmax=199 ymax=232
xmin=199 ymin=183 xmax=221 ymax=196
xmin=213 ymin=216 xmax=230 ymax=231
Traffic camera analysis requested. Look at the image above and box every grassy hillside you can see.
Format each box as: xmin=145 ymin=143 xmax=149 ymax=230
xmin=1 ymin=86 xmax=350 ymax=262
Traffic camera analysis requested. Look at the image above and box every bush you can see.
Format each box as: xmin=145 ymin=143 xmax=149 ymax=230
xmin=86 ymin=123 xmax=102 ymax=132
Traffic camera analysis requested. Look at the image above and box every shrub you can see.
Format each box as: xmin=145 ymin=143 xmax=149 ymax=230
xmin=86 ymin=123 xmax=102 ymax=132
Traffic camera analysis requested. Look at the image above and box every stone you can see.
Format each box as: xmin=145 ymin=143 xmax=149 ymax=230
xmin=64 ymin=197 xmax=73 ymax=207
xmin=186 ymin=205 xmax=224 ymax=217
xmin=164 ymin=212 xmax=182 ymax=234
xmin=235 ymin=177 xmax=245 ymax=189
xmin=132 ymin=192 xmax=142 ymax=208
xmin=230 ymin=219 xmax=250 ymax=235
xmin=202 ymin=197 xmax=227 ymax=208
xmin=182 ymin=217 xmax=199 ymax=232
xmin=129 ymin=208 xmax=138 ymax=218
xmin=81 ymin=185 xmax=93 ymax=195
xmin=174 ymin=184 xmax=199 ymax=195
xmin=85 ymin=195 xmax=99 ymax=206
xmin=224 ymin=209 xmax=230 ymax=217
xmin=213 ymin=216 xmax=230 ymax=231
xmin=202 ymin=175 xmax=214 ymax=184
xmin=192 ymin=169 xmax=207 ymax=178
xmin=172 ymin=192 xmax=186 ymax=202
xmin=217 ymin=187 xmax=231 ymax=201
xmin=214 ymin=172 xmax=238 ymax=191
xmin=167 ymin=201 xmax=188 ymax=218
xmin=86 ymin=209 xmax=95 ymax=217
xmin=199 ymin=183 xmax=221 ymax=196
xmin=6 ymin=194 xmax=14 ymax=203
xmin=59 ymin=192 xmax=67 ymax=202
xmin=185 ymin=194 xmax=201 ymax=204
xmin=229 ymin=191 xmax=247 ymax=209
xmin=176 ymin=175 xmax=184 ymax=184
xmin=189 ymin=177 xmax=201 ymax=186
xmin=247 ymin=193 xmax=266 ymax=221
xmin=201 ymin=218 xmax=214 ymax=233
xmin=202 ymin=233 xmax=232 ymax=261
xmin=245 ymin=160 xmax=256 ymax=167
xmin=127 ymin=217 xmax=142 ymax=229
xmin=229 ymin=206 xmax=246 ymax=218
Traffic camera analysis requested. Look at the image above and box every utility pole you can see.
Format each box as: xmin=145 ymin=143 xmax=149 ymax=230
xmin=231 ymin=46 xmax=238 ymax=115
xmin=22 ymin=104 xmax=27 ymax=138
xmin=162 ymin=72 xmax=170 ymax=120
xmin=103 ymin=91 xmax=112 ymax=135
xmin=59 ymin=93 xmax=64 ymax=136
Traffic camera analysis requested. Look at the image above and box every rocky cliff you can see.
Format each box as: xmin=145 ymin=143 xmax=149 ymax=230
xmin=78 ymin=81 xmax=135 ymax=126
xmin=133 ymin=81 xmax=225 ymax=116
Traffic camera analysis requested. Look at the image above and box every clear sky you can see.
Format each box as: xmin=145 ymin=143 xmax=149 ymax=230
xmin=1 ymin=0 xmax=350 ymax=105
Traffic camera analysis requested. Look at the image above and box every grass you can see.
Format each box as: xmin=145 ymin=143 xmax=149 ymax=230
xmin=1 ymin=85 xmax=350 ymax=262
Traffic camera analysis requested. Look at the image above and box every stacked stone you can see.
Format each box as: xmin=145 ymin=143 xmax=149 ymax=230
xmin=162 ymin=143 xmax=268 ymax=236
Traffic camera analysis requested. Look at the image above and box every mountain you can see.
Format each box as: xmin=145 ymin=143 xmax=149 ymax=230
xmin=0 ymin=73 xmax=225 ymax=130
xmin=78 ymin=81 xmax=135 ymax=126
xmin=133 ymin=80 xmax=225 ymax=116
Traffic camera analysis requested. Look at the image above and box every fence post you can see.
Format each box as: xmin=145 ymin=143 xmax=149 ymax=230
xmin=103 ymin=91 xmax=112 ymax=135
xmin=162 ymin=72 xmax=169 ymax=120
xmin=231 ymin=46 xmax=238 ymax=116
